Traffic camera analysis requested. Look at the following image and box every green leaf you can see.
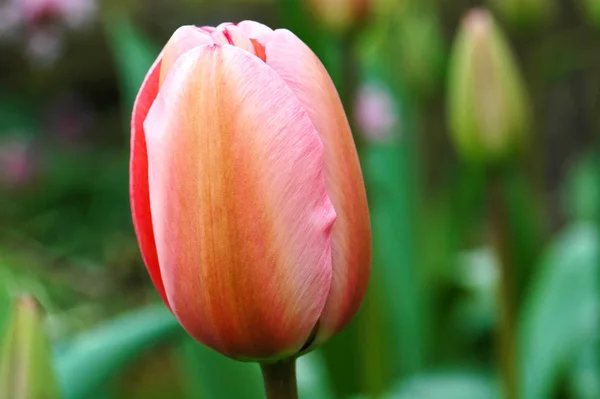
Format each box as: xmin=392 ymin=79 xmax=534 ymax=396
xmin=568 ymin=341 xmax=600 ymax=399
xmin=388 ymin=371 xmax=499 ymax=399
xmin=104 ymin=17 xmax=159 ymax=119
xmin=520 ymin=224 xmax=599 ymax=399
xmin=564 ymin=155 xmax=599 ymax=223
xmin=0 ymin=271 xmax=12 ymax=337
xmin=363 ymin=141 xmax=426 ymax=376
xmin=297 ymin=351 xmax=335 ymax=399
xmin=177 ymin=338 xmax=263 ymax=399
xmin=54 ymin=304 xmax=181 ymax=399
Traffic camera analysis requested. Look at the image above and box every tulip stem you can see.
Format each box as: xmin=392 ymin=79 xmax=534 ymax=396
xmin=489 ymin=170 xmax=519 ymax=399
xmin=260 ymin=359 xmax=298 ymax=399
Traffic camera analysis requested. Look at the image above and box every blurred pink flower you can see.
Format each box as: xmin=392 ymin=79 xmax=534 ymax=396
xmin=0 ymin=138 xmax=37 ymax=188
xmin=354 ymin=83 xmax=399 ymax=143
xmin=17 ymin=0 xmax=96 ymax=28
xmin=0 ymin=0 xmax=96 ymax=66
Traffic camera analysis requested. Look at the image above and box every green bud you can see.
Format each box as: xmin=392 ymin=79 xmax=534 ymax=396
xmin=447 ymin=9 xmax=531 ymax=165
xmin=0 ymin=295 xmax=60 ymax=399
xmin=488 ymin=0 xmax=555 ymax=30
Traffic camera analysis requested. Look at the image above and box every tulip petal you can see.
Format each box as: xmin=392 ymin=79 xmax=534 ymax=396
xmin=159 ymin=26 xmax=214 ymax=86
xmin=264 ymin=30 xmax=371 ymax=342
xmin=144 ymin=44 xmax=335 ymax=359
xmin=237 ymin=20 xmax=273 ymax=42
xmin=130 ymin=54 xmax=170 ymax=308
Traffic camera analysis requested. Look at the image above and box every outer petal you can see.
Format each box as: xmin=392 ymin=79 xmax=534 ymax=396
xmin=144 ymin=44 xmax=335 ymax=360
xmin=264 ymin=30 xmax=371 ymax=342
xmin=130 ymin=53 xmax=169 ymax=308
xmin=159 ymin=26 xmax=214 ymax=86
xmin=237 ymin=20 xmax=273 ymax=42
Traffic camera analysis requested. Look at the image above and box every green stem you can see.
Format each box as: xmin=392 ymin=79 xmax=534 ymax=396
xmin=260 ymin=359 xmax=298 ymax=399
xmin=489 ymin=170 xmax=519 ymax=399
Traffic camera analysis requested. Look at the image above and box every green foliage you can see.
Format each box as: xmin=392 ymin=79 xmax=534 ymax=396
xmin=104 ymin=16 xmax=159 ymax=120
xmin=55 ymin=305 xmax=181 ymax=399
xmin=177 ymin=338 xmax=264 ymax=399
xmin=520 ymin=224 xmax=599 ymax=399
xmin=389 ymin=371 xmax=499 ymax=399
xmin=1 ymin=0 xmax=600 ymax=398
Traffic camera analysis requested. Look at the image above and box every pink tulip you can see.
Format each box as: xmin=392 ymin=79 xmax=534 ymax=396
xmin=130 ymin=21 xmax=371 ymax=361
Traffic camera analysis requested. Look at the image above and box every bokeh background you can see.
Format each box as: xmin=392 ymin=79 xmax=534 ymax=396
xmin=1 ymin=0 xmax=600 ymax=398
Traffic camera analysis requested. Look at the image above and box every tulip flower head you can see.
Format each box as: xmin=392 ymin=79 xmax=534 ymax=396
xmin=130 ymin=21 xmax=371 ymax=362
xmin=447 ymin=10 xmax=531 ymax=164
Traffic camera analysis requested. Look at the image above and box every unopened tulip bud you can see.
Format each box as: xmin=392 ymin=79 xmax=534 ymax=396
xmin=0 ymin=295 xmax=60 ymax=399
xmin=130 ymin=21 xmax=371 ymax=362
xmin=305 ymin=0 xmax=371 ymax=33
xmin=447 ymin=9 xmax=531 ymax=164
xmin=488 ymin=0 xmax=555 ymax=29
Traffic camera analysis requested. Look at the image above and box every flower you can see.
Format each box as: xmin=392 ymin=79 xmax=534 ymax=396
xmin=0 ymin=138 xmax=37 ymax=188
xmin=1 ymin=0 xmax=96 ymax=66
xmin=447 ymin=9 xmax=531 ymax=164
xmin=354 ymin=82 xmax=398 ymax=143
xmin=0 ymin=295 xmax=60 ymax=399
xmin=17 ymin=0 xmax=95 ymax=28
xmin=130 ymin=21 xmax=371 ymax=361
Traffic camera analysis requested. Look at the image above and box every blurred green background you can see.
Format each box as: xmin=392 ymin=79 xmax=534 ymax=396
xmin=1 ymin=0 xmax=600 ymax=398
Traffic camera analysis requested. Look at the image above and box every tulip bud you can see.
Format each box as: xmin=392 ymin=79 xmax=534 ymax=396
xmin=130 ymin=21 xmax=371 ymax=361
xmin=0 ymin=295 xmax=60 ymax=399
xmin=305 ymin=0 xmax=371 ymax=33
xmin=488 ymin=0 xmax=555 ymax=30
xmin=447 ymin=9 xmax=531 ymax=164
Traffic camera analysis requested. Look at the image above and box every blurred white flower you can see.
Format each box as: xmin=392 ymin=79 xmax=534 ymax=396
xmin=26 ymin=26 xmax=62 ymax=65
xmin=354 ymin=82 xmax=399 ymax=143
